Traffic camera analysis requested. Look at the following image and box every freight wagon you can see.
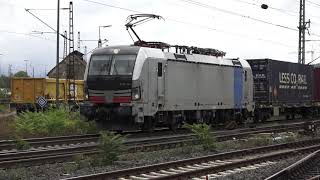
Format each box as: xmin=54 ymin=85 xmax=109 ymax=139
xmin=11 ymin=78 xmax=84 ymax=112
xmin=247 ymin=59 xmax=313 ymax=121
xmin=314 ymin=65 xmax=320 ymax=104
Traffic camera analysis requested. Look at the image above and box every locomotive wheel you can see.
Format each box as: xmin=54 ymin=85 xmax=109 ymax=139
xmin=142 ymin=117 xmax=156 ymax=132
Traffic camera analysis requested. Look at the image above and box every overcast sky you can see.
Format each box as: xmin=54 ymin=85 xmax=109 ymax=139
xmin=0 ymin=0 xmax=320 ymax=77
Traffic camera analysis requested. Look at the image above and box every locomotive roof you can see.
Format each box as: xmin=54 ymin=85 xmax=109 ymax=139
xmin=92 ymin=45 xmax=241 ymax=67
xmin=90 ymin=45 xmax=249 ymax=81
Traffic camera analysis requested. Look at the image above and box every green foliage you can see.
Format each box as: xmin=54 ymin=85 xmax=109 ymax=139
xmin=11 ymin=108 xmax=97 ymax=138
xmin=248 ymin=134 xmax=273 ymax=146
xmin=0 ymin=75 xmax=10 ymax=89
xmin=283 ymin=132 xmax=298 ymax=142
xmin=0 ymin=104 xmax=6 ymax=112
xmin=183 ymin=123 xmax=216 ymax=151
xmin=98 ymin=131 xmax=126 ymax=165
xmin=13 ymin=136 xmax=30 ymax=150
xmin=13 ymin=71 xmax=29 ymax=77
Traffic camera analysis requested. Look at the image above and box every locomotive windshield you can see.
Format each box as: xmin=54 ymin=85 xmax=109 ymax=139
xmin=110 ymin=55 xmax=136 ymax=75
xmin=88 ymin=55 xmax=112 ymax=76
xmin=89 ymin=54 xmax=136 ymax=76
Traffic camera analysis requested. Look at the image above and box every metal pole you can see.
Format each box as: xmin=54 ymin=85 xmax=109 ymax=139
xmin=98 ymin=26 xmax=101 ymax=47
xmin=98 ymin=25 xmax=111 ymax=48
xmin=24 ymin=60 xmax=28 ymax=75
xmin=298 ymin=0 xmax=306 ymax=64
xmin=56 ymin=0 xmax=60 ymax=107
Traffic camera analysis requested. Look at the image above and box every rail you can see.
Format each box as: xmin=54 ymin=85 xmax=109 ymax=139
xmin=61 ymin=138 xmax=320 ymax=180
xmin=266 ymin=149 xmax=320 ymax=180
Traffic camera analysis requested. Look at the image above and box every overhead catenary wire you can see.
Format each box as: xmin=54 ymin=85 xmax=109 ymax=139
xmin=179 ymin=0 xmax=297 ymax=31
xmin=307 ymin=55 xmax=320 ymax=64
xmin=180 ymin=0 xmax=320 ymax=38
xmin=25 ymin=9 xmax=70 ymax=40
xmin=230 ymin=0 xmax=296 ymax=16
xmin=80 ymin=0 xmax=296 ymax=48
xmin=233 ymin=0 xmax=320 ymax=19
xmin=306 ymin=0 xmax=320 ymax=8
xmin=0 ymin=30 xmax=55 ymax=42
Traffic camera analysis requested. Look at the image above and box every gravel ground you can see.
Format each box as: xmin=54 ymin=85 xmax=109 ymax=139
xmin=214 ymin=155 xmax=305 ymax=180
xmin=0 ymin=132 xmax=312 ymax=180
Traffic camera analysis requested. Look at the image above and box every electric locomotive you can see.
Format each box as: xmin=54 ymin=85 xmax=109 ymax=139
xmin=80 ymin=44 xmax=254 ymax=131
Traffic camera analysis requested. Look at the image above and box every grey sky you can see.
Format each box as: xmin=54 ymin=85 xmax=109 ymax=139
xmin=0 ymin=0 xmax=319 ymax=77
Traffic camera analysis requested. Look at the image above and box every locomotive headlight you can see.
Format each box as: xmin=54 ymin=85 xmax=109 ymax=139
xmin=132 ymin=87 xmax=141 ymax=100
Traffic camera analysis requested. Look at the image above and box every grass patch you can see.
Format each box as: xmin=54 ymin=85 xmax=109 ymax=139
xmin=184 ymin=123 xmax=216 ymax=151
xmin=11 ymin=108 xmax=97 ymax=138
xmin=247 ymin=134 xmax=273 ymax=146
xmin=0 ymin=104 xmax=6 ymax=113
xmin=13 ymin=136 xmax=30 ymax=150
xmin=98 ymin=131 xmax=126 ymax=165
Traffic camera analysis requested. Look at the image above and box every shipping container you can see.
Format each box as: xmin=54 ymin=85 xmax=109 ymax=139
xmin=247 ymin=59 xmax=313 ymax=107
xmin=11 ymin=78 xmax=84 ymax=105
xmin=313 ymin=66 xmax=320 ymax=102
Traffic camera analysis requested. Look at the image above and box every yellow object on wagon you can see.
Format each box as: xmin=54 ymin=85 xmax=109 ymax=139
xmin=11 ymin=78 xmax=84 ymax=104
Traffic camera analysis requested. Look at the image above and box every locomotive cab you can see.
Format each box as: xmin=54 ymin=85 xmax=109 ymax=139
xmin=84 ymin=46 xmax=141 ymax=131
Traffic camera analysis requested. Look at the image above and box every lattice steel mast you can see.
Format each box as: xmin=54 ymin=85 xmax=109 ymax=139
xmin=77 ymin=31 xmax=80 ymax=52
xmin=67 ymin=1 xmax=76 ymax=102
xmin=63 ymin=30 xmax=68 ymax=59
xmin=298 ymin=0 xmax=310 ymax=64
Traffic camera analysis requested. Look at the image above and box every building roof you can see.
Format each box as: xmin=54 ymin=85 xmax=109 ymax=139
xmin=47 ymin=50 xmax=86 ymax=76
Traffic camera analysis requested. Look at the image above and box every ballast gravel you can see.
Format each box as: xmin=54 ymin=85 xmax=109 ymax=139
xmin=0 ymin=133 xmax=311 ymax=180
xmin=213 ymin=155 xmax=305 ymax=180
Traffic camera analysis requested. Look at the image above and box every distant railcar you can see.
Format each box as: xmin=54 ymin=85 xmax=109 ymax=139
xmin=247 ymin=59 xmax=313 ymax=121
xmin=11 ymin=78 xmax=84 ymax=112
xmin=314 ymin=66 xmax=320 ymax=103
xmin=80 ymin=45 xmax=254 ymax=131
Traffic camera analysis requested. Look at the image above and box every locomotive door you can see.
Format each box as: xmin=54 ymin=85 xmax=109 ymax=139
xmin=157 ymin=60 xmax=165 ymax=108
xmin=147 ymin=58 xmax=165 ymax=114
xmin=147 ymin=59 xmax=159 ymax=115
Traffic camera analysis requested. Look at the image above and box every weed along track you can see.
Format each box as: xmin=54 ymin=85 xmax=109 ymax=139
xmin=0 ymin=121 xmax=316 ymax=169
xmin=61 ymin=138 xmax=320 ymax=180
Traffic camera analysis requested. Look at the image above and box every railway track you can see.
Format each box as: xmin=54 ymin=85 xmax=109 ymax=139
xmin=0 ymin=120 xmax=316 ymax=168
xmin=61 ymin=138 xmax=320 ymax=180
xmin=0 ymin=119 xmax=314 ymax=151
xmin=266 ymin=149 xmax=320 ymax=180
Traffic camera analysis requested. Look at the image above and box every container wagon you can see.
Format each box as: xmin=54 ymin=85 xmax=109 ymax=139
xmin=11 ymin=78 xmax=84 ymax=112
xmin=247 ymin=59 xmax=313 ymax=121
xmin=313 ymin=65 xmax=320 ymax=115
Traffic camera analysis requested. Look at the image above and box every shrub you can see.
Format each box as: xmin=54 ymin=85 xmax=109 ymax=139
xmin=248 ymin=134 xmax=272 ymax=146
xmin=11 ymin=108 xmax=97 ymax=138
xmin=98 ymin=131 xmax=126 ymax=165
xmin=183 ymin=123 xmax=216 ymax=151
xmin=284 ymin=132 xmax=298 ymax=142
xmin=13 ymin=136 xmax=30 ymax=150
xmin=0 ymin=104 xmax=6 ymax=113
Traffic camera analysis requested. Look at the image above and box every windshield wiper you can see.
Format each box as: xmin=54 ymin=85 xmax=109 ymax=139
xmin=113 ymin=64 xmax=119 ymax=75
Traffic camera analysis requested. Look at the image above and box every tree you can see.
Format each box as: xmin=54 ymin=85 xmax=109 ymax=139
xmin=14 ymin=71 xmax=29 ymax=77
xmin=0 ymin=75 xmax=10 ymax=89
